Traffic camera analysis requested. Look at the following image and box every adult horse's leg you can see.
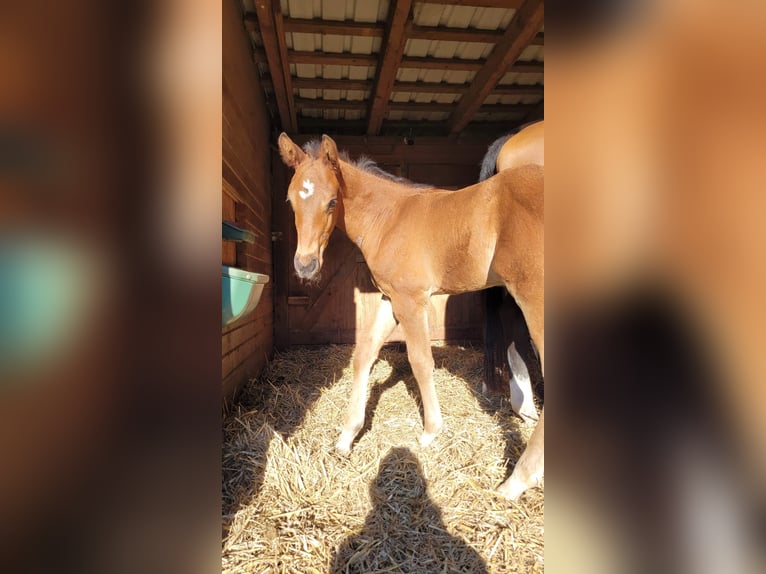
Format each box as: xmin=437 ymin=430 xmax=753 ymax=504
xmin=336 ymin=295 xmax=398 ymax=455
xmin=498 ymin=409 xmax=545 ymax=499
xmin=508 ymin=342 xmax=538 ymax=422
xmin=391 ymin=294 xmax=444 ymax=447
xmin=485 ymin=288 xmax=538 ymax=421
xmin=499 ymin=295 xmax=545 ymax=499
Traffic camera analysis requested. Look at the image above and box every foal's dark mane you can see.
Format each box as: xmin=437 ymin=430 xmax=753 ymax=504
xmin=302 ymin=140 xmax=432 ymax=190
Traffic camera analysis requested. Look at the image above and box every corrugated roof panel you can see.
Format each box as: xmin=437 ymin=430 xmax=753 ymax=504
xmin=431 ymin=40 xmax=459 ymax=58
xmin=347 ymin=66 xmax=375 ymax=80
xmin=471 ymin=7 xmax=515 ymax=29
xmin=320 ymin=1 xmax=343 ymax=21
xmin=404 ymin=38 xmax=430 ymax=58
xmin=412 ymin=3 xmax=448 ymax=26
xmin=519 ymin=45 xmax=544 ymax=61
xmin=353 ymin=0 xmax=386 ymax=22
xmin=454 ymin=42 xmax=494 ymax=60
xmin=284 ymin=0 xmax=311 ymax=19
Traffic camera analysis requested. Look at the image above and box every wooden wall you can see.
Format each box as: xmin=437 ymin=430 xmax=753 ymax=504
xmin=272 ymin=137 xmax=495 ymax=347
xmin=222 ymin=0 xmax=273 ymax=399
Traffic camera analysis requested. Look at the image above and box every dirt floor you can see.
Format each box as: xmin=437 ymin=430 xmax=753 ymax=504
xmin=222 ymin=344 xmax=543 ymax=573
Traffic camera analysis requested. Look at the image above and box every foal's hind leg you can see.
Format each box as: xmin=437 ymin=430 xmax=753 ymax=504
xmin=392 ymin=295 xmax=443 ymax=447
xmin=336 ymin=295 xmax=397 ymax=455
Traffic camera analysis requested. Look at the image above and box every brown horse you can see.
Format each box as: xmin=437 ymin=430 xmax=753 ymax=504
xmin=278 ymin=133 xmax=544 ymax=500
xmin=480 ymin=121 xmax=545 ymax=425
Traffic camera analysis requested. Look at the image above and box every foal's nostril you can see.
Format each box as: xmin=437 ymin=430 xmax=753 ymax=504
xmin=294 ymin=255 xmax=319 ymax=278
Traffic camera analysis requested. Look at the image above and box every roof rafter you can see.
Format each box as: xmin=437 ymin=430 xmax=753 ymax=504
xmin=447 ymin=0 xmax=544 ymax=135
xmin=367 ymin=0 xmax=413 ymax=135
xmin=263 ymin=76 xmax=543 ymax=97
xmin=253 ymin=0 xmax=296 ymax=132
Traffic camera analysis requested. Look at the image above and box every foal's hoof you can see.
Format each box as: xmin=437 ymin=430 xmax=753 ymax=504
xmin=419 ymin=432 xmax=437 ymax=448
xmin=418 ymin=425 xmax=443 ymax=448
xmin=497 ymin=473 xmax=542 ymax=501
xmin=497 ymin=477 xmax=526 ymax=500
xmin=335 ymin=430 xmax=356 ymax=456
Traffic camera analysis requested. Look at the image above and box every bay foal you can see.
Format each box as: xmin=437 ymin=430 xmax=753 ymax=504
xmin=279 ymin=133 xmax=544 ymax=499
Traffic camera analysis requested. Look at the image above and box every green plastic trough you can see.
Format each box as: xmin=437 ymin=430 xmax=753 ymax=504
xmin=222 ymin=265 xmax=269 ymax=328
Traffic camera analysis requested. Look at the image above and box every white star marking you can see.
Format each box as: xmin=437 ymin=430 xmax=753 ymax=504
xmin=298 ymin=179 xmax=315 ymax=200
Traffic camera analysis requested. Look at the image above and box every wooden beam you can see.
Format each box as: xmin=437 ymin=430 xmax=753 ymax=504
xmin=447 ymin=0 xmax=544 ymax=135
xmin=293 ymin=97 xmax=534 ymax=115
xmin=408 ymin=23 xmax=504 ymax=44
xmin=367 ymin=0 xmax=413 ymax=135
xmin=492 ymin=83 xmax=544 ymax=96
xmin=255 ymin=48 xmax=543 ymax=74
xmin=264 ymin=75 xmax=543 ymax=97
xmin=295 ymin=97 xmax=366 ymax=111
xmin=531 ymin=32 xmax=544 ymax=45
xmin=272 ymin=3 xmax=297 ymax=132
xmin=421 ymin=0 xmax=524 ymax=7
xmin=252 ymin=1 xmax=296 ymax=132
xmin=400 ymin=55 xmax=483 ymax=71
xmin=287 ymin=50 xmax=378 ymax=67
xmin=509 ymin=61 xmax=544 ymax=74
xmin=292 ymin=77 xmax=372 ymax=92
xmin=283 ymin=18 xmax=384 ymax=37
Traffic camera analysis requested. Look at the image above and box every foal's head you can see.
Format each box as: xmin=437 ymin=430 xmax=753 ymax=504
xmin=278 ymin=133 xmax=344 ymax=281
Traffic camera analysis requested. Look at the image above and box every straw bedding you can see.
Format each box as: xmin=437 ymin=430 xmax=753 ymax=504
xmin=222 ymin=344 xmax=543 ymax=573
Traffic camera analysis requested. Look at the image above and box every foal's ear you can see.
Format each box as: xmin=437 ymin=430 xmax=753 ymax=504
xmin=278 ymin=132 xmax=306 ymax=168
xmin=320 ymin=134 xmax=341 ymax=170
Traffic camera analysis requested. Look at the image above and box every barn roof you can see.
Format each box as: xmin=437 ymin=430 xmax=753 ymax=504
xmin=240 ymin=0 xmax=543 ymax=137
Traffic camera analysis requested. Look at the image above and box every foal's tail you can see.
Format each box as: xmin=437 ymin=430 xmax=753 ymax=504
xmin=483 ymin=287 xmax=512 ymax=393
xmin=479 ymin=134 xmax=512 ymax=182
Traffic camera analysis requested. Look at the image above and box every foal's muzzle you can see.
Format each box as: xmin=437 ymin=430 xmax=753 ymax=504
xmin=294 ymin=254 xmax=319 ymax=279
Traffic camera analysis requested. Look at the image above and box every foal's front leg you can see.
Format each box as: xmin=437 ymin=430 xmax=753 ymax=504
xmin=336 ymin=296 xmax=397 ymax=455
xmin=393 ymin=295 xmax=444 ymax=447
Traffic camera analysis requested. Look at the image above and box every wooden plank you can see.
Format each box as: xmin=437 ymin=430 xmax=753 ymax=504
xmin=283 ymin=17 xmax=384 ymax=37
xmin=420 ymin=0 xmax=524 ymax=7
xmin=298 ymin=242 xmax=359 ymax=331
xmin=222 ymin=192 xmax=237 ymax=266
xmin=292 ymin=77 xmax=372 ymax=92
xmin=400 ymin=55 xmax=483 ymax=71
xmin=287 ymin=50 xmax=378 ymax=67
xmin=272 ymin=2 xmax=297 ymax=132
xmin=253 ymin=0 xmax=295 ymax=132
xmin=223 ymin=0 xmax=274 ymax=395
xmin=294 ymin=96 xmax=533 ymax=115
xmin=271 ymin=155 xmax=291 ymax=349
xmin=278 ymin=77 xmax=542 ymax=96
xmin=531 ymin=32 xmax=544 ymax=45
xmin=256 ymin=47 xmax=543 ymax=74
xmin=407 ymin=23 xmax=503 ymax=44
xmin=493 ymin=83 xmax=544 ymax=96
xmin=448 ymin=0 xmax=544 ymax=134
xmin=295 ymin=97 xmax=366 ymax=111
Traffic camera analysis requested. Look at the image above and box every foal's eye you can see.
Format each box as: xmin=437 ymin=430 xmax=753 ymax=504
xmin=327 ymin=198 xmax=337 ymax=210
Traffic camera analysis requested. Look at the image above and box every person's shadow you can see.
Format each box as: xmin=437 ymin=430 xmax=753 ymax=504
xmin=330 ymin=447 xmax=489 ymax=574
